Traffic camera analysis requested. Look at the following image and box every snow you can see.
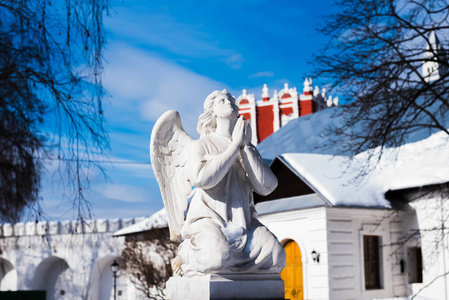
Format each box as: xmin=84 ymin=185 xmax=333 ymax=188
xmin=277 ymin=130 xmax=449 ymax=208
xmin=113 ymin=208 xmax=168 ymax=236
xmin=258 ymin=105 xmax=447 ymax=162
xmin=258 ymin=107 xmax=344 ymax=160
xmin=256 ymin=103 xmax=449 ymax=208
xmin=255 ymin=194 xmax=326 ymax=215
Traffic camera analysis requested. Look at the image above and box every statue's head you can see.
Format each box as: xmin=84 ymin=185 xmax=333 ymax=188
xmin=197 ymin=90 xmax=239 ymax=137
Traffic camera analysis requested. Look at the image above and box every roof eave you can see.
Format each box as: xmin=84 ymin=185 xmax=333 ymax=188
xmin=274 ymin=155 xmax=333 ymax=207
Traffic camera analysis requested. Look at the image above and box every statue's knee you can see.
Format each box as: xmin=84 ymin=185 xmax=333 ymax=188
xmin=208 ymin=240 xmax=229 ymax=268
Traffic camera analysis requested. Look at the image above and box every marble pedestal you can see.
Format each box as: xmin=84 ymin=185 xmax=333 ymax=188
xmin=166 ymin=274 xmax=285 ymax=300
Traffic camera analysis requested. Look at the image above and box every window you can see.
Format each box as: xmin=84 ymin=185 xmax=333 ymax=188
xmin=364 ymin=235 xmax=381 ymax=289
xmin=408 ymin=247 xmax=423 ymax=283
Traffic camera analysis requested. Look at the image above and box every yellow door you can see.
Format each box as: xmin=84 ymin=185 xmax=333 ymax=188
xmin=281 ymin=240 xmax=303 ymax=300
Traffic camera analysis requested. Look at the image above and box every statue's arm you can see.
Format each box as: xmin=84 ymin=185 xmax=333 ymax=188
xmin=187 ymin=140 xmax=240 ymax=189
xmin=241 ymin=144 xmax=278 ymax=196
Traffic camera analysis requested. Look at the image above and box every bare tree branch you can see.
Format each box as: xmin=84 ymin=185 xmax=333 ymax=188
xmin=312 ymin=0 xmax=449 ymax=172
xmin=121 ymin=229 xmax=178 ymax=299
xmin=0 ymin=0 xmax=110 ymax=222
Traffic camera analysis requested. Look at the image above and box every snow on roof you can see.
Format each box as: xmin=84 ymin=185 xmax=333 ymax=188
xmin=113 ymin=208 xmax=167 ymax=236
xmin=277 ymin=130 xmax=449 ymax=208
xmin=256 ymin=104 xmax=449 ymax=208
xmin=258 ymin=105 xmax=446 ymax=161
xmin=258 ymin=107 xmax=344 ymax=160
xmin=255 ymin=194 xmax=325 ymax=215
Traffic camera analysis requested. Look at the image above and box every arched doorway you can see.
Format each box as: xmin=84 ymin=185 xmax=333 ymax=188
xmin=89 ymin=256 xmax=127 ymax=300
xmin=281 ymin=240 xmax=303 ymax=300
xmin=33 ymin=257 xmax=73 ymax=300
xmin=0 ymin=258 xmax=17 ymax=291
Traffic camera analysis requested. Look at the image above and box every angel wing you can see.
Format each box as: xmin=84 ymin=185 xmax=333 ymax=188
xmin=150 ymin=110 xmax=194 ymax=241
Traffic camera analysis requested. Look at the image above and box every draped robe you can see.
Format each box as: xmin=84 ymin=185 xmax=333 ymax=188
xmin=178 ymin=133 xmax=286 ymax=276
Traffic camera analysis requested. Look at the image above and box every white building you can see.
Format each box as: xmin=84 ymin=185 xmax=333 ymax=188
xmin=422 ymin=31 xmax=448 ymax=82
xmin=253 ymin=105 xmax=449 ymax=300
xmin=0 ymin=218 xmax=147 ymax=299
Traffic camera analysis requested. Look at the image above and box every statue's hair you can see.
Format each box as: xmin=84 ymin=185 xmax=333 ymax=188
xmin=197 ymin=90 xmax=238 ymax=137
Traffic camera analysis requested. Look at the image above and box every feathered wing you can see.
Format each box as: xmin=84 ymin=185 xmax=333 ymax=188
xmin=150 ymin=110 xmax=194 ymax=241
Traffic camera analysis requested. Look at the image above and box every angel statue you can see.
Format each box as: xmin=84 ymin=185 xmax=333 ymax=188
xmin=150 ymin=90 xmax=286 ymax=277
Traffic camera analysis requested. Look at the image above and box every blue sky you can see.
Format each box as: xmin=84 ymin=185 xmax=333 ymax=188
xmin=36 ymin=0 xmax=340 ymax=221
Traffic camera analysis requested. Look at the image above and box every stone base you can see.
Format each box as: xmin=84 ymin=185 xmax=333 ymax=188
xmin=166 ymin=274 xmax=285 ymax=300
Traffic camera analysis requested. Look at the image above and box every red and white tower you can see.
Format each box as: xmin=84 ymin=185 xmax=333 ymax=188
xmin=237 ymin=78 xmax=337 ymax=145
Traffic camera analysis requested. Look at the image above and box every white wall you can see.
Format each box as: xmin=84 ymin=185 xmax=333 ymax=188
xmin=259 ymin=206 xmax=330 ymax=300
xmin=409 ymin=195 xmax=449 ymax=300
xmin=0 ymin=258 xmax=17 ymax=291
xmin=0 ymin=218 xmax=142 ymax=299
xmin=258 ymin=204 xmax=409 ymax=300
xmin=326 ymin=207 xmax=405 ymax=300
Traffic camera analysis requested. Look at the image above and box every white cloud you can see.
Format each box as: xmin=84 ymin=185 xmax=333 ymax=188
xmin=249 ymin=71 xmax=274 ymax=78
xmin=106 ymin=156 xmax=154 ymax=179
xmin=226 ymin=53 xmax=245 ymax=69
xmin=105 ymin=9 xmax=239 ymax=61
xmin=103 ymin=43 xmax=229 ymax=136
xmin=98 ymin=184 xmax=149 ymax=203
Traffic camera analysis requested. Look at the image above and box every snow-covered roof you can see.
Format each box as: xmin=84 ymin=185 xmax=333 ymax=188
xmin=258 ymin=105 xmax=447 ymax=161
xmin=258 ymin=107 xmax=344 ymax=160
xmin=113 ymin=208 xmax=167 ymax=236
xmin=270 ymin=128 xmax=449 ymax=208
xmin=255 ymin=194 xmax=325 ymax=215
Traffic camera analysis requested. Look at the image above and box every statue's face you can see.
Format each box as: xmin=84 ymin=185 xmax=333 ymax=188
xmin=213 ymin=94 xmax=238 ymax=120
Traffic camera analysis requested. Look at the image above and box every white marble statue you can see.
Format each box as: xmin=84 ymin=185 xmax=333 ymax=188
xmin=150 ymin=90 xmax=286 ymax=277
